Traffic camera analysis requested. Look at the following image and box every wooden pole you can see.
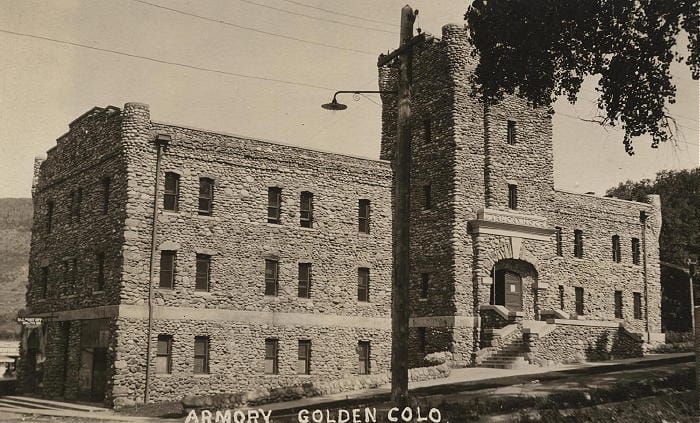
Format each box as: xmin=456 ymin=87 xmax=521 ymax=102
xmin=391 ymin=4 xmax=415 ymax=407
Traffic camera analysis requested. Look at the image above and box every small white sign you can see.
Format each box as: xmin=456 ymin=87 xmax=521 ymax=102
xmin=17 ymin=317 xmax=42 ymax=326
xmin=510 ymin=284 xmax=516 ymax=293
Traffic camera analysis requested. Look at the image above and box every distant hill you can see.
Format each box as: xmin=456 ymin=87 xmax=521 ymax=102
xmin=0 ymin=198 xmax=32 ymax=340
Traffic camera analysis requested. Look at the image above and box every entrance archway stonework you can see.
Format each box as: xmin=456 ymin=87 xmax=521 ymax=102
xmin=475 ymin=236 xmax=542 ymax=320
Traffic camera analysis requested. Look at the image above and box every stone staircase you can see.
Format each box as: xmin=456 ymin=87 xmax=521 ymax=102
xmin=476 ymin=322 xmax=533 ymax=369
xmin=0 ymin=396 xmax=144 ymax=421
xmin=479 ymin=336 xmax=530 ymax=369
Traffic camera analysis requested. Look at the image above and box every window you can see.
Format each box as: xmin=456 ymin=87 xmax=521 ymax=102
xmin=614 ymin=290 xmax=623 ymax=319
xmin=507 ymin=120 xmax=516 ymax=145
xmin=424 ymin=119 xmax=432 ymax=143
xmin=195 ymin=254 xmax=211 ymax=292
xmin=632 ymin=238 xmax=641 ymax=265
xmin=297 ymin=340 xmax=311 ymax=375
xmin=63 ymin=259 xmax=76 ymax=296
xmin=298 ymin=263 xmax=311 ymax=298
xmin=420 ymin=273 xmax=429 ymax=299
xmin=357 ymin=268 xmax=370 ymax=302
xmin=69 ymin=189 xmax=82 ymax=222
xmin=193 ymin=336 xmax=209 ymax=374
xmin=268 ymin=187 xmax=282 ymax=224
xmin=555 ymin=227 xmax=563 ymax=257
xmin=155 ymin=335 xmax=172 ymax=374
xmin=164 ymin=172 xmax=180 ymax=212
xmin=558 ymin=285 xmax=565 ymax=310
xmin=39 ymin=267 xmax=48 ymax=299
xmin=264 ymin=259 xmax=278 ymax=296
xmin=96 ymin=252 xmax=105 ymax=291
xmin=198 ymin=178 xmax=214 ymax=216
xmin=575 ymin=287 xmax=584 ymax=316
xmin=46 ymin=201 xmax=54 ymax=233
xmin=612 ymin=235 xmax=621 ymax=263
xmin=358 ymin=341 xmax=371 ymax=374
xmin=508 ymin=184 xmax=518 ymax=209
xmin=265 ymin=339 xmax=278 ymax=374
xmin=417 ymin=327 xmax=427 ymax=355
xmin=574 ymin=230 xmax=584 ymax=258
xmin=633 ymin=292 xmax=643 ymax=319
xmin=423 ymin=185 xmax=432 ymax=210
xmin=300 ymin=191 xmax=313 ymax=228
xmin=72 ymin=258 xmax=77 ymax=286
xmin=62 ymin=260 xmax=70 ymax=288
xmin=358 ymin=199 xmax=370 ymax=234
xmin=159 ymin=251 xmax=176 ymax=289
xmin=101 ymin=177 xmax=111 ymax=214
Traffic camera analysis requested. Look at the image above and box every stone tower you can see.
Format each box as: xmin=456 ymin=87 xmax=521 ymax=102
xmin=380 ymin=24 xmax=661 ymax=368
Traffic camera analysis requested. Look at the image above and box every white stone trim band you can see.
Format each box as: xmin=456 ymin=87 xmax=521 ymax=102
xmin=29 ymin=306 xmax=476 ymax=329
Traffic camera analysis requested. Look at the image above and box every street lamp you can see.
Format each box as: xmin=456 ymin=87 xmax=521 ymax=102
xmin=321 ymin=5 xmax=429 ymax=407
xmin=321 ymin=91 xmax=396 ymax=110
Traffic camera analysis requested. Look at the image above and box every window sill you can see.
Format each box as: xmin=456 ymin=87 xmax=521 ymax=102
xmin=421 ymin=209 xmax=432 ymax=214
xmin=266 ymin=222 xmax=283 ymax=228
xmin=357 ymin=232 xmax=371 ymax=238
xmin=299 ymin=226 xmax=316 ymax=231
xmin=418 ymin=298 xmax=428 ymax=302
xmin=194 ymin=291 xmax=212 ymax=296
xmin=161 ymin=210 xmax=180 ymax=216
xmin=92 ymin=290 xmax=105 ymax=295
xmin=193 ymin=373 xmax=211 ymax=378
xmin=357 ymin=301 xmax=372 ymax=306
xmin=154 ymin=373 xmax=174 ymax=377
xmin=196 ymin=214 xmax=216 ymax=220
xmin=61 ymin=294 xmax=78 ymax=299
xmin=264 ymin=295 xmax=281 ymax=301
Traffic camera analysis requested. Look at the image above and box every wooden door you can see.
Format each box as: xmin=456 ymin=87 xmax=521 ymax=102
xmin=504 ymin=271 xmax=523 ymax=311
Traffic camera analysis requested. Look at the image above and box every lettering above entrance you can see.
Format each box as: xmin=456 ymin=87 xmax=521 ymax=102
xmin=469 ymin=208 xmax=556 ymax=241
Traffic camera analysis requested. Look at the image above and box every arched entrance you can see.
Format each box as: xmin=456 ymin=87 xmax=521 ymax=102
xmin=490 ymin=259 xmax=538 ymax=318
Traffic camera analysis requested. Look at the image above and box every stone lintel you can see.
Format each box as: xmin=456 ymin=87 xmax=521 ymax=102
xmin=468 ymin=220 xmax=555 ymax=241
xmin=28 ymin=305 xmax=120 ymax=321
xmin=476 ymin=208 xmax=548 ymax=227
xmin=479 ymin=304 xmax=524 ymax=319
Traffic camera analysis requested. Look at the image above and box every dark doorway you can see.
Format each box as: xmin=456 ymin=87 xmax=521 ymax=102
xmin=494 ymin=269 xmax=523 ymax=311
xmin=60 ymin=322 xmax=70 ymax=396
xmin=25 ymin=330 xmax=40 ymax=392
xmin=90 ymin=347 xmax=108 ymax=401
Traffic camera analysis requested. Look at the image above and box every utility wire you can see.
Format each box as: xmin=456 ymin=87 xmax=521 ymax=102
xmin=238 ymin=0 xmax=397 ymax=35
xmin=131 ymin=0 xmax=377 ymax=56
xmin=0 ymin=28 xmax=336 ymax=91
xmin=277 ymin=0 xmax=394 ymax=26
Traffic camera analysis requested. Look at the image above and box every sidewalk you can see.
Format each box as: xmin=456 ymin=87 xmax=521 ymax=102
xmin=261 ymin=352 xmax=693 ymax=415
xmin=0 ymin=352 xmax=692 ymax=422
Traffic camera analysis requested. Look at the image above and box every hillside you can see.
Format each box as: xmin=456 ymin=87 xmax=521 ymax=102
xmin=0 ymin=198 xmax=32 ymax=340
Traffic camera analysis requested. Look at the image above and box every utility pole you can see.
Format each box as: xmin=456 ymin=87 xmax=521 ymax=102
xmin=689 ymin=260 xmax=696 ymax=332
xmin=377 ymin=4 xmax=426 ymax=407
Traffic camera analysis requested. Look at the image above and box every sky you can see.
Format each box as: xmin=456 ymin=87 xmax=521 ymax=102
xmin=0 ymin=0 xmax=697 ymax=199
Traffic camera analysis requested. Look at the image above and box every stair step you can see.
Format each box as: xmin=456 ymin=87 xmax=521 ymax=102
xmin=0 ymin=398 xmax=59 ymax=410
xmin=2 ymin=396 xmax=108 ymax=412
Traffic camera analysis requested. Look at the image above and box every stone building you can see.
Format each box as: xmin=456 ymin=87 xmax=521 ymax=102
xmin=19 ymin=24 xmax=661 ymax=407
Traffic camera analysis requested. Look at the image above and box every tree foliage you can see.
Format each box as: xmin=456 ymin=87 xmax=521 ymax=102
xmin=606 ymin=168 xmax=700 ymax=266
xmin=465 ymin=0 xmax=699 ymax=154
